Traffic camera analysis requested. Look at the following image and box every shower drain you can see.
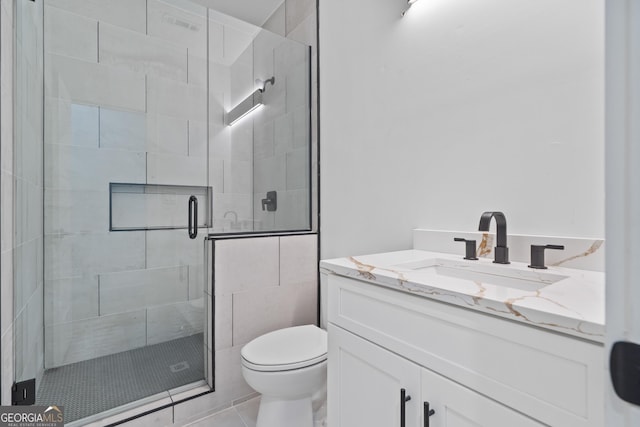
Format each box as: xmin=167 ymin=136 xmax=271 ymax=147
xmin=169 ymin=361 xmax=190 ymax=373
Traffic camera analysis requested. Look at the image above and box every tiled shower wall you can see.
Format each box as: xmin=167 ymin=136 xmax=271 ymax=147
xmin=263 ymin=0 xmax=318 ymax=233
xmin=43 ymin=0 xmax=212 ymax=368
xmin=43 ymin=0 xmax=316 ymax=368
xmin=208 ymin=7 xmax=313 ymax=233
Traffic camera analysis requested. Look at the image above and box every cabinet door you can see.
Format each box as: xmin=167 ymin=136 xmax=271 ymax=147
xmin=328 ymin=324 xmax=421 ymax=427
xmin=421 ymin=368 xmax=545 ymax=427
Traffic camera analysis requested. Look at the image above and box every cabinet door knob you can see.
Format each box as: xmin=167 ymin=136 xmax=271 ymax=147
xmin=424 ymin=401 xmax=436 ymax=427
xmin=400 ymin=388 xmax=411 ymax=427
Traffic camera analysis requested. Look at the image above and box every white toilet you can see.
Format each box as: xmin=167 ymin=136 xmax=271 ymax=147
xmin=241 ymin=324 xmax=327 ymax=427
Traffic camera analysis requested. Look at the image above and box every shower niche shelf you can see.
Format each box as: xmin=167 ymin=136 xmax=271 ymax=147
xmin=110 ymin=183 xmax=213 ymax=232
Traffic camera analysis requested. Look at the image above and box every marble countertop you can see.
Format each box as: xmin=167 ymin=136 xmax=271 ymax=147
xmin=320 ymin=250 xmax=605 ymax=343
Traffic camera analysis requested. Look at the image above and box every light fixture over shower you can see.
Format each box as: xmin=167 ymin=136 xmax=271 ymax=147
xmin=225 ymin=77 xmax=275 ymax=126
xmin=401 ymin=0 xmax=420 ymax=16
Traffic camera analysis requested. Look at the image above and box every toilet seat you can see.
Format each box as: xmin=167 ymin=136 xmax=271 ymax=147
xmin=241 ymin=325 xmax=327 ymax=372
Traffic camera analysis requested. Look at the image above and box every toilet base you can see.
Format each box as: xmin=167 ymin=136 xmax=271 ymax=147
xmin=256 ymin=395 xmax=313 ymax=427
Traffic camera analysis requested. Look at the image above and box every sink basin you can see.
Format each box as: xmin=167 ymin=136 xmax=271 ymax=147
xmin=390 ymin=258 xmax=568 ymax=292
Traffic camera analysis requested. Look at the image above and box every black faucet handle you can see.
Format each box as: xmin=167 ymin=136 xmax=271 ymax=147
xmin=454 ymin=238 xmax=478 ymax=260
xmin=528 ymin=244 xmax=565 ymax=269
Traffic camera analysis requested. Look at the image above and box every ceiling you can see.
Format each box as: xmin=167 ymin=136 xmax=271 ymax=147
xmin=190 ymin=0 xmax=284 ymax=27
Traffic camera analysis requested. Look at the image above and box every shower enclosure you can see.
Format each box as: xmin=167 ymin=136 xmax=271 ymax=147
xmin=12 ymin=0 xmax=311 ymax=423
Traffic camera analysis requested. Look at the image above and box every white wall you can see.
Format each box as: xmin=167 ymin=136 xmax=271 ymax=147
xmin=319 ymin=0 xmax=604 ymax=259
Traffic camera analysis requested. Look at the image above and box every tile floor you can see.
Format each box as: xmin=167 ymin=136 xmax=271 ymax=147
xmin=184 ymin=396 xmax=327 ymax=427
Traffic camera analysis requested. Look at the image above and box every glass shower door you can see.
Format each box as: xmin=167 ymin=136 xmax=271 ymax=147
xmin=29 ymin=0 xmax=211 ymax=422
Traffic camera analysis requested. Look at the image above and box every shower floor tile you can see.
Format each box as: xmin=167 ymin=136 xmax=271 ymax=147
xmin=36 ymin=333 xmax=204 ymax=423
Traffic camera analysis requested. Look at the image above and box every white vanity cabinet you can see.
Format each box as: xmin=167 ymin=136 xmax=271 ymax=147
xmin=326 ymin=274 xmax=604 ymax=427
xmin=329 ymin=324 xmax=420 ymax=427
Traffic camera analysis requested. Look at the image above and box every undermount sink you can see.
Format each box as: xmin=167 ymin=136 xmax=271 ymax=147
xmin=390 ymin=258 xmax=568 ymax=292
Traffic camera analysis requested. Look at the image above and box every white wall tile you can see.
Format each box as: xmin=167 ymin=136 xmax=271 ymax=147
xmin=45 ymin=189 xmax=109 ymax=234
xmin=232 ymin=280 xmax=317 ymax=346
xmin=147 ymin=113 xmax=189 ymax=156
xmin=229 ymin=44 xmax=254 ymax=108
xmin=254 ymin=155 xmax=286 ymax=193
xmin=274 ymin=189 xmax=310 ymax=230
xmin=1 ymin=324 xmax=14 ymax=405
xmin=45 ymin=231 xmax=146 ymax=280
xmin=45 ymin=144 xmax=146 ymax=191
xmin=188 ymin=120 xmax=207 ymax=158
xmin=46 ymin=0 xmax=146 ymax=33
xmin=286 ymin=147 xmax=309 ymax=190
xmin=147 ymin=0 xmax=207 ymax=55
xmin=223 ymin=160 xmax=252 ymax=194
xmin=1 ymin=250 xmax=13 ymax=336
xmin=280 ymin=234 xmax=317 ymax=286
xmin=44 ymin=5 xmax=98 ymax=62
xmin=146 ymin=229 xmax=204 ymax=269
xmin=253 ymin=121 xmax=274 ymax=160
xmin=45 ymin=310 xmax=146 ymax=367
xmin=188 ymin=51 xmax=207 ymax=87
xmin=147 ymin=75 xmax=206 ymax=122
xmin=230 ymin=118 xmax=253 ymax=161
xmin=210 ymin=92 xmax=227 ymax=130
xmin=274 ymin=112 xmax=294 ymax=154
xmin=209 ymin=158 xmax=224 ymax=195
xmin=210 ymin=122 xmax=231 ymax=161
xmin=285 ymin=0 xmax=315 ymax=36
xmin=15 ymin=284 xmax=44 ymax=383
xmin=44 ymin=275 xmax=99 ymax=325
xmin=0 ymin=5 xmax=13 ymax=132
xmin=99 ymin=107 xmax=146 ymax=152
xmin=214 ymin=237 xmax=279 ymax=294
xmin=208 ymin=20 xmax=225 ymax=64
xmin=147 ymin=152 xmax=207 ymax=186
xmin=286 ymin=10 xmax=316 ymax=47
xmin=260 ymin=83 xmax=286 ymax=123
xmin=99 ymin=22 xmax=188 ymax=82
xmin=46 ymin=54 xmax=146 ymax=112
xmin=253 ymin=30 xmax=281 ymax=82
xmin=252 ymin=193 xmax=275 ymax=232
xmin=99 ymin=266 xmax=189 ymax=316
xmin=292 ymin=104 xmax=310 ymax=149
xmin=189 ymin=264 xmax=205 ymax=301
xmin=44 ymin=98 xmax=99 ymax=147
xmin=0 ymin=86 xmax=13 ymax=174
xmin=14 ymin=239 xmax=40 ymax=314
xmin=262 ymin=3 xmax=286 ymax=36
xmin=0 ymin=172 xmax=13 ymax=252
xmin=214 ymin=293 xmax=232 ymax=351
xmin=224 ymin=27 xmax=255 ymax=73
xmin=146 ymin=299 xmax=204 ymax=345
xmin=209 ymin=64 xmax=230 ymax=103
xmin=71 ymin=103 xmax=100 ymax=146
xmin=211 ymin=193 xmax=253 ymax=232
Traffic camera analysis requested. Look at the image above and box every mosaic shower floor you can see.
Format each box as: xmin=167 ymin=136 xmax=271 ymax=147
xmin=36 ymin=333 xmax=204 ymax=423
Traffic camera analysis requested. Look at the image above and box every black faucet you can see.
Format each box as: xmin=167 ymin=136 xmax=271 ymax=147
xmin=478 ymin=211 xmax=510 ymax=264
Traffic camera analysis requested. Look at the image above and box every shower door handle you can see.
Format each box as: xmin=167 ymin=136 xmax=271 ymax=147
xmin=188 ymin=195 xmax=198 ymax=239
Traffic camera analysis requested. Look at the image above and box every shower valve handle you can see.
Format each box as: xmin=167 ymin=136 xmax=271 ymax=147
xmin=261 ymin=191 xmax=277 ymax=212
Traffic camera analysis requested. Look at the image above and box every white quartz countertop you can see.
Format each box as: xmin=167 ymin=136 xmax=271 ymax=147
xmin=320 ymin=250 xmax=605 ymax=343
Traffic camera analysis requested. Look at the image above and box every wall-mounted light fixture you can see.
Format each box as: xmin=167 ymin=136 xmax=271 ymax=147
xmin=225 ymin=77 xmax=275 ymax=126
xmin=401 ymin=0 xmax=420 ymax=16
